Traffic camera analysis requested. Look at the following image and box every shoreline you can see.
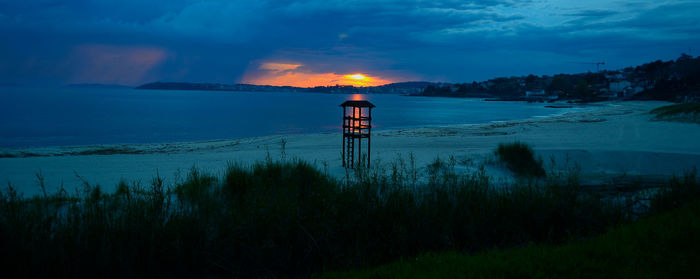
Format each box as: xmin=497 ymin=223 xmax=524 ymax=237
xmin=2 ymin=101 xmax=699 ymax=196
xmin=0 ymin=100 xmax=596 ymax=157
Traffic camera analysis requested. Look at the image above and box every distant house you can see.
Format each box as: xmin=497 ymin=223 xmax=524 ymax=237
xmin=609 ymin=81 xmax=632 ymax=93
xmin=619 ymin=86 xmax=644 ymax=97
xmin=605 ymin=73 xmax=624 ymax=80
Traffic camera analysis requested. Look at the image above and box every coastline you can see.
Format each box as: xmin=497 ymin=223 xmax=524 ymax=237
xmin=2 ymin=101 xmax=699 ymax=196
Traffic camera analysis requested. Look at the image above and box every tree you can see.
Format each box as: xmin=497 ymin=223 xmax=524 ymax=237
xmin=547 ymin=75 xmax=573 ymax=97
xmin=573 ymin=80 xmax=592 ymax=99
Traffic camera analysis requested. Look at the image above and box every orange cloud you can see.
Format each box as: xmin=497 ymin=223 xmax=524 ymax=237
xmin=259 ymin=62 xmax=302 ymax=71
xmin=242 ymin=62 xmax=393 ymax=87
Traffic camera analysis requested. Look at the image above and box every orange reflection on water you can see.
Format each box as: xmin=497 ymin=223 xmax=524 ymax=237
xmin=350 ymin=94 xmax=366 ymax=101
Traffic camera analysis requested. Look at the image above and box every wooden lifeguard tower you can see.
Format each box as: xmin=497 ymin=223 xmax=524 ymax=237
xmin=340 ymin=100 xmax=375 ymax=168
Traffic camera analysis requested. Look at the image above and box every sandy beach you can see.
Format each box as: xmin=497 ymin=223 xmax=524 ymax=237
xmin=2 ymin=101 xmax=699 ymax=196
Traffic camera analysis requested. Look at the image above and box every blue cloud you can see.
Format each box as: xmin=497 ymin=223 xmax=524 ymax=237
xmin=1 ymin=0 xmax=699 ymax=85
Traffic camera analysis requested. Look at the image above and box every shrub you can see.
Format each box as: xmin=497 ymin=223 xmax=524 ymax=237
xmin=650 ymin=102 xmax=700 ymax=123
xmin=651 ymin=168 xmax=699 ymax=211
xmin=495 ymin=142 xmax=546 ymax=177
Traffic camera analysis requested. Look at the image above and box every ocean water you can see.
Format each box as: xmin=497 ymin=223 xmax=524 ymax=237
xmin=0 ymin=87 xmax=584 ymax=148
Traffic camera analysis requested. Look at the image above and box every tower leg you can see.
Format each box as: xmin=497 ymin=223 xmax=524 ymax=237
xmin=342 ymin=107 xmax=346 ymax=167
xmin=358 ymin=107 xmax=362 ymax=168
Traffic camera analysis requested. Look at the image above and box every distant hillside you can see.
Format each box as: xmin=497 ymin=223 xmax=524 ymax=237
xmin=66 ymin=83 xmax=132 ymax=89
xmin=374 ymin=81 xmax=442 ymax=94
xmin=422 ymin=53 xmax=700 ymax=103
xmin=136 ymin=81 xmax=439 ymax=94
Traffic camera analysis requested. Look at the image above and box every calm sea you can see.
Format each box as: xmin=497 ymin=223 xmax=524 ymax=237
xmin=0 ymin=87 xmax=584 ymax=148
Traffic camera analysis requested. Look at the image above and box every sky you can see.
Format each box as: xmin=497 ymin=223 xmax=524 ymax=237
xmin=1 ymin=0 xmax=699 ymax=87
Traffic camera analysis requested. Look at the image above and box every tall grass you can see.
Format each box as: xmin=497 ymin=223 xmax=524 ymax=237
xmin=0 ymin=156 xmax=697 ymax=277
xmin=321 ymin=198 xmax=700 ymax=278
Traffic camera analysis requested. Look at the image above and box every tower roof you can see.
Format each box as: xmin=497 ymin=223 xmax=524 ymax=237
xmin=339 ymin=100 xmax=376 ymax=108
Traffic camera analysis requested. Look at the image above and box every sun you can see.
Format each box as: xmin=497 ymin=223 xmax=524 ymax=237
xmin=341 ymin=73 xmax=380 ymax=87
xmin=347 ymin=74 xmax=367 ymax=80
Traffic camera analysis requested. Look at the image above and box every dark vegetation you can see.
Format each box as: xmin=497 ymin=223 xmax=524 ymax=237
xmin=322 ymin=181 xmax=700 ymax=278
xmin=0 ymin=142 xmax=240 ymax=158
xmin=1 ymin=153 xmax=698 ymax=278
xmin=423 ymin=53 xmax=700 ymax=102
xmin=650 ymin=102 xmax=700 ymax=123
xmin=0 ymin=147 xmax=151 ymax=158
xmin=633 ymin=55 xmax=700 ymax=101
xmin=495 ymin=142 xmax=546 ymax=177
xmin=0 ymin=151 xmax=42 ymax=158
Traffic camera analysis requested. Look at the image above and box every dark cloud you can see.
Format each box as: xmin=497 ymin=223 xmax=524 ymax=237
xmin=1 ymin=0 xmax=698 ymax=85
xmin=617 ymin=2 xmax=700 ymax=32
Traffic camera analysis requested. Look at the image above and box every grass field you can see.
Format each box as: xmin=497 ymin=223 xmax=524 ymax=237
xmin=321 ymin=197 xmax=700 ymax=278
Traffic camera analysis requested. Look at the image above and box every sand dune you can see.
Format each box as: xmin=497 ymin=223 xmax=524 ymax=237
xmin=1 ymin=101 xmax=698 ymax=196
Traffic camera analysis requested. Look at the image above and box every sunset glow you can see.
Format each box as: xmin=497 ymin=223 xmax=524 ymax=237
xmin=242 ymin=62 xmax=394 ymax=87
xmin=347 ymin=74 xmax=366 ymax=80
